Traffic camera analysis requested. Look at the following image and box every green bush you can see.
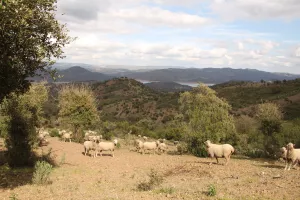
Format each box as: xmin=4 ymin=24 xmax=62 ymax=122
xmin=32 ymin=161 xmax=53 ymax=185
xmin=49 ymin=129 xmax=60 ymax=137
xmin=2 ymin=96 xmax=37 ymax=167
xmin=207 ymin=184 xmax=217 ymax=196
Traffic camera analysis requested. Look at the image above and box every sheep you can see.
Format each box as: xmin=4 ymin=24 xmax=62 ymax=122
xmin=173 ymin=141 xmax=179 ymax=145
xmin=204 ymin=140 xmax=234 ymax=165
xmin=138 ymin=135 xmax=142 ymax=138
xmin=142 ymin=136 xmax=148 ymax=141
xmin=97 ymin=139 xmax=118 ymax=157
xmin=284 ymin=143 xmax=300 ymax=171
xmin=62 ymin=131 xmax=72 ymax=142
xmin=158 ymin=142 xmax=168 ymax=153
xmin=280 ymin=147 xmax=287 ymax=161
xmin=134 ymin=139 xmax=144 ymax=153
xmin=83 ymin=140 xmax=98 ymax=157
xmin=142 ymin=141 xmax=159 ymax=155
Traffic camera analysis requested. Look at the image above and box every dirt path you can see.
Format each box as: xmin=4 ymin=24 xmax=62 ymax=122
xmin=1 ymin=137 xmax=300 ymax=200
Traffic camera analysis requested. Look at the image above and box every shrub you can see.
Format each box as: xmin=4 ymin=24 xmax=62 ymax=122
xmin=137 ymin=169 xmax=163 ymax=191
xmin=207 ymin=184 xmax=217 ymax=196
xmin=49 ymin=129 xmax=60 ymax=137
xmin=32 ymin=161 xmax=53 ymax=185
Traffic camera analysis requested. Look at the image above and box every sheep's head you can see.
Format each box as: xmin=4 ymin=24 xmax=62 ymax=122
xmin=280 ymin=147 xmax=286 ymax=153
xmin=204 ymin=140 xmax=211 ymax=147
xmin=286 ymin=143 xmax=295 ymax=150
xmin=113 ymin=139 xmax=118 ymax=146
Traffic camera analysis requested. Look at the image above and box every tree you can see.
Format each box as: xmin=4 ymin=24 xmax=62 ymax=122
xmin=58 ymin=85 xmax=99 ymax=142
xmin=0 ymin=0 xmax=71 ymax=102
xmin=256 ymin=102 xmax=283 ymax=156
xmin=179 ymin=84 xmax=236 ymax=156
xmin=1 ymin=83 xmax=48 ymax=167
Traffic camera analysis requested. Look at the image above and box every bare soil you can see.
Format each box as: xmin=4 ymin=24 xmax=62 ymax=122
xmin=1 ymin=137 xmax=299 ymax=200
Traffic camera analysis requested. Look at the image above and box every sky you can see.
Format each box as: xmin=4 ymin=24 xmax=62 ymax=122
xmin=56 ymin=0 xmax=300 ymax=73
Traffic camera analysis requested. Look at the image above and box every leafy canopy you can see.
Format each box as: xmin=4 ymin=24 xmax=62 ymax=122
xmin=58 ymin=84 xmax=100 ymax=132
xmin=0 ymin=0 xmax=71 ymax=102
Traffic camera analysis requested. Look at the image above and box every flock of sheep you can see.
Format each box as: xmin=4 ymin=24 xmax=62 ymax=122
xmin=36 ymin=128 xmax=300 ymax=171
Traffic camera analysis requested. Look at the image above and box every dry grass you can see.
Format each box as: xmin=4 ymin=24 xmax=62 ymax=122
xmin=0 ymin=137 xmax=300 ymax=200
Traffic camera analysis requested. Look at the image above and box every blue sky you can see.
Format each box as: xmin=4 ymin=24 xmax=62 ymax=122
xmin=56 ymin=0 xmax=300 ymax=73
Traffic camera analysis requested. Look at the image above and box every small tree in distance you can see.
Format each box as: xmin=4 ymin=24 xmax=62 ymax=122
xmin=58 ymin=84 xmax=100 ymax=142
xmin=179 ymin=84 xmax=237 ymax=157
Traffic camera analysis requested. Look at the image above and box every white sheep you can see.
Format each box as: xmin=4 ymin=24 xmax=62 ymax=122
xmin=83 ymin=140 xmax=98 ymax=157
xmin=142 ymin=141 xmax=159 ymax=155
xmin=158 ymin=142 xmax=168 ymax=153
xmin=142 ymin=136 xmax=148 ymax=141
xmin=204 ymin=140 xmax=235 ymax=165
xmin=62 ymin=131 xmax=72 ymax=142
xmin=284 ymin=143 xmax=300 ymax=171
xmin=97 ymin=139 xmax=118 ymax=157
xmin=134 ymin=139 xmax=144 ymax=153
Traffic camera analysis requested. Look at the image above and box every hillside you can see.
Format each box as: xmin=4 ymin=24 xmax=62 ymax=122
xmin=28 ymin=66 xmax=113 ymax=82
xmin=124 ymin=68 xmax=300 ymax=83
xmin=212 ymin=79 xmax=300 ymax=119
xmin=145 ymin=82 xmax=192 ymax=92
xmin=91 ymin=78 xmax=180 ymax=123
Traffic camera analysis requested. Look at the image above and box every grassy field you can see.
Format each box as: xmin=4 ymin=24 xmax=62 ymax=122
xmin=1 ymin=137 xmax=299 ymax=200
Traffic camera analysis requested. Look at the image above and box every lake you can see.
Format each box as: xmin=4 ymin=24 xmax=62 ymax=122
xmin=135 ymin=79 xmax=215 ymax=87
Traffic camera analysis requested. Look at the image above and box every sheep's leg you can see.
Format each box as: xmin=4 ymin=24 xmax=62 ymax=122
xmin=284 ymin=160 xmax=288 ymax=170
xmin=224 ymin=156 xmax=229 ymax=166
xmin=112 ymin=149 xmax=114 ymax=157
xmin=215 ymin=157 xmax=219 ymax=164
xmin=288 ymin=161 xmax=292 ymax=171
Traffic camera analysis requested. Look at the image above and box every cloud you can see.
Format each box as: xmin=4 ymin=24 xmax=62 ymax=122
xmin=211 ymin=0 xmax=300 ymax=20
xmin=111 ymin=6 xmax=210 ymax=28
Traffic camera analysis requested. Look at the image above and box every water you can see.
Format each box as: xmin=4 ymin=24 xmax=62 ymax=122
xmin=136 ymin=79 xmax=215 ymax=87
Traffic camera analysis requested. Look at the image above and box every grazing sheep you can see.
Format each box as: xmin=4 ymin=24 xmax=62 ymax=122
xmin=284 ymin=143 xmax=300 ymax=171
xmin=98 ymin=139 xmax=118 ymax=157
xmin=134 ymin=139 xmax=144 ymax=153
xmin=142 ymin=136 xmax=148 ymax=141
xmin=280 ymin=147 xmax=287 ymax=161
xmin=158 ymin=142 xmax=168 ymax=153
xmin=62 ymin=132 xmax=72 ymax=142
xmin=173 ymin=141 xmax=179 ymax=145
xmin=138 ymin=135 xmax=142 ymax=138
xmin=83 ymin=140 xmax=98 ymax=157
xmin=204 ymin=140 xmax=234 ymax=165
xmin=142 ymin=141 xmax=159 ymax=155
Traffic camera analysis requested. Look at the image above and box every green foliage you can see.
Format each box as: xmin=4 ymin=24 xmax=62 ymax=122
xmin=1 ymin=95 xmax=36 ymax=167
xmin=179 ymin=84 xmax=237 ymax=157
xmin=256 ymin=103 xmax=283 ymax=157
xmin=58 ymin=84 xmax=99 ymax=142
xmin=137 ymin=169 xmax=164 ymax=191
xmin=0 ymin=0 xmax=71 ymax=102
xmin=49 ymin=128 xmax=60 ymax=137
xmin=207 ymin=184 xmax=217 ymax=197
xmin=9 ymin=193 xmax=19 ymax=200
xmin=0 ymin=83 xmax=48 ymax=167
xmin=32 ymin=161 xmax=53 ymax=185
xmin=212 ymin=79 xmax=300 ymax=119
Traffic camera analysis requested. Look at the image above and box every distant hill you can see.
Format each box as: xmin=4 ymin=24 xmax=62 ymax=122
xmin=29 ymin=66 xmax=113 ymax=82
xmin=91 ymin=78 xmax=180 ymax=122
xmin=57 ymin=66 xmax=113 ymax=82
xmin=145 ymin=82 xmax=192 ymax=92
xmin=123 ymin=68 xmax=300 ymax=83
xmin=212 ymin=79 xmax=300 ymax=119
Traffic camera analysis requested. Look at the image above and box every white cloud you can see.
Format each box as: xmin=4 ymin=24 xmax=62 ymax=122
xmin=211 ymin=0 xmax=300 ymax=20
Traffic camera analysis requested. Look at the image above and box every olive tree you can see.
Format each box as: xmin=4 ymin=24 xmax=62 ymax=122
xmin=179 ymin=84 xmax=236 ymax=157
xmin=0 ymin=0 xmax=71 ymax=102
xmin=1 ymin=83 xmax=48 ymax=167
xmin=58 ymin=85 xmax=100 ymax=142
